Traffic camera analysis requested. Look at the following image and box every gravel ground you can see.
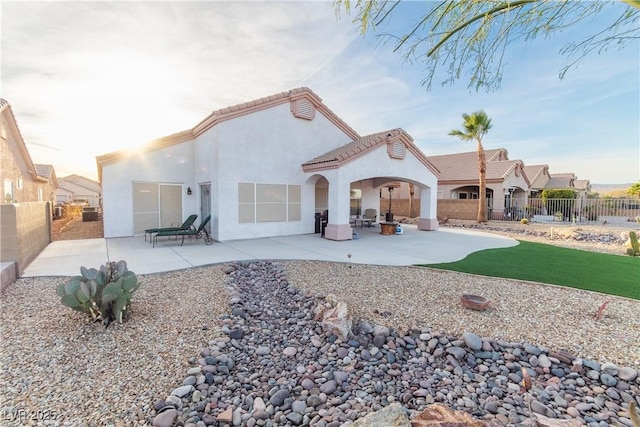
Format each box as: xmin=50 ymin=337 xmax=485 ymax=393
xmin=52 ymin=217 xmax=104 ymax=241
xmin=439 ymin=219 xmax=637 ymax=256
xmin=0 ymin=221 xmax=638 ymax=426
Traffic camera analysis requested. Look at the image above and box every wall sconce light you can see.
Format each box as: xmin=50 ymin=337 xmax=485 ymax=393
xmin=187 ymin=187 xmax=192 ymax=196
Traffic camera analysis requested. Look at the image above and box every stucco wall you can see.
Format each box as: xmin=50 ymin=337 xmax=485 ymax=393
xmin=325 ymin=143 xmax=438 ymax=225
xmin=100 ymin=99 xmax=439 ymax=241
xmin=102 ymin=141 xmax=196 ymax=237
xmin=0 ymin=202 xmax=51 ymax=276
xmin=1 ymin=133 xmax=55 ymax=204
xmin=214 ymin=103 xmax=353 ymax=241
xmin=501 ymin=171 xmax=529 ymax=192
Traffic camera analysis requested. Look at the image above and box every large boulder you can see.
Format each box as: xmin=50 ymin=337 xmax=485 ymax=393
xmin=522 ymin=413 xmax=582 ymax=427
xmin=351 ymin=403 xmax=501 ymax=427
xmin=351 ymin=403 xmax=411 ymax=427
xmin=313 ymin=293 xmax=353 ymax=341
xmin=411 ymin=404 xmax=500 ymax=426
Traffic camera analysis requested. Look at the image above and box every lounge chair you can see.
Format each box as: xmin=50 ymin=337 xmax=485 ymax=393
xmin=362 ymin=209 xmax=377 ymax=227
xmin=145 ymin=214 xmax=198 ymax=242
xmin=153 ymin=215 xmax=213 ymax=247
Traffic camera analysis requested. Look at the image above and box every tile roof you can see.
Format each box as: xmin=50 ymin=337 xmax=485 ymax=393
xmin=426 ymin=148 xmax=507 ymax=181
xmin=34 ymin=164 xmax=58 ymax=187
xmin=303 ymin=129 xmax=403 ymax=166
xmin=302 ymin=129 xmax=440 ymax=176
xmin=34 ymin=164 xmax=53 ymax=178
xmin=523 ymin=164 xmax=547 ymax=182
xmin=60 ymin=174 xmax=101 ymax=192
xmin=486 ymin=160 xmax=525 ymax=181
xmin=545 ymin=173 xmax=576 ymax=189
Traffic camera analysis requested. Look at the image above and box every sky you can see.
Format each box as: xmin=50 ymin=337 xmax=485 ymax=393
xmin=1 ymin=1 xmax=638 ymax=185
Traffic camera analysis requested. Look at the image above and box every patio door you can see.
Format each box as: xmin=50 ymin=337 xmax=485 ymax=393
xmin=200 ymin=183 xmax=211 ymax=233
xmin=133 ymin=182 xmax=182 ymax=235
xmin=159 ymin=184 xmax=182 ymax=228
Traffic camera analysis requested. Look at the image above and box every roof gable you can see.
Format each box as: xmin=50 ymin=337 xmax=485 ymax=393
xmin=61 ymin=174 xmax=101 ymax=192
xmin=1 ymin=99 xmax=48 ymax=183
xmin=546 ymin=173 xmax=576 ymax=189
xmin=523 ymin=164 xmax=548 ymax=182
xmin=96 ymin=87 xmax=361 ymax=181
xmin=34 ymin=164 xmax=59 ymax=187
xmin=302 ymin=128 xmax=440 ymax=176
xmin=574 ymin=179 xmax=590 ymax=191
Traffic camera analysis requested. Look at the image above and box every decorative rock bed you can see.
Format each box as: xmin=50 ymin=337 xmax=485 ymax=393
xmin=156 ymin=261 xmax=639 ymax=427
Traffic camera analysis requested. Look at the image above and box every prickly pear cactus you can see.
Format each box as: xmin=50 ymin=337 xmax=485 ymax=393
xmin=56 ymin=260 xmax=141 ymax=326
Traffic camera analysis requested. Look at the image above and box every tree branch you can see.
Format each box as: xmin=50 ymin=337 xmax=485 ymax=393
xmin=427 ymin=0 xmax=538 ymax=57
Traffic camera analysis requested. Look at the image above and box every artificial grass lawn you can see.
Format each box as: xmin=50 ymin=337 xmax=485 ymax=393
xmin=422 ymin=240 xmax=640 ymax=300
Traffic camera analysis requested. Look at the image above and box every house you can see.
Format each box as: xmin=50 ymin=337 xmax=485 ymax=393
xmin=574 ymin=179 xmax=591 ymax=200
xmin=544 ymin=172 xmax=588 ymax=197
xmin=545 ymin=172 xmax=576 ymax=191
xmin=425 ymin=148 xmax=529 ymax=218
xmin=96 ymin=88 xmax=440 ymax=241
xmin=523 ymin=164 xmax=551 ymax=198
xmin=1 ymin=98 xmax=58 ymax=283
xmin=1 ymin=99 xmax=58 ymax=204
xmin=56 ymin=174 xmax=101 ymax=207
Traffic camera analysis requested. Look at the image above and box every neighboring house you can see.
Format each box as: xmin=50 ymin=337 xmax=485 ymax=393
xmin=1 ymin=98 xmax=58 ymax=283
xmin=55 ymin=186 xmax=74 ymax=204
xmin=56 ymin=174 xmax=101 ymax=207
xmin=574 ymin=179 xmax=591 ymax=200
xmin=536 ymin=172 xmax=590 ymax=200
xmin=97 ymin=88 xmax=440 ymax=241
xmin=1 ymin=99 xmax=58 ymax=204
xmin=545 ymin=172 xmax=576 ymax=191
xmin=426 ymin=148 xmax=529 ymax=216
xmin=523 ymin=164 xmax=551 ymax=198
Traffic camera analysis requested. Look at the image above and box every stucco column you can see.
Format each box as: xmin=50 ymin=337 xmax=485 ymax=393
xmin=417 ymin=186 xmax=438 ymax=231
xmin=325 ymin=176 xmax=353 ymax=241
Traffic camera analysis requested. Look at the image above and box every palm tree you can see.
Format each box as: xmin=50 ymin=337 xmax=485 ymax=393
xmin=449 ymin=110 xmax=493 ymax=223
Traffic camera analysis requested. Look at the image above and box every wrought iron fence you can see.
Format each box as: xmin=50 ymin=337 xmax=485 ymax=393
xmin=488 ymin=198 xmax=640 ymax=223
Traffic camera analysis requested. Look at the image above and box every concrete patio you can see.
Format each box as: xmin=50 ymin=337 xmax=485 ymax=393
xmin=21 ymin=224 xmax=518 ymax=277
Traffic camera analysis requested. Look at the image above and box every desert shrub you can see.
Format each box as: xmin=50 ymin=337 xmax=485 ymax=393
xmin=56 ymin=260 xmax=141 ymax=326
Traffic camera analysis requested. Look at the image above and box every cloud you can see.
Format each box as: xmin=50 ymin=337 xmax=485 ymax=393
xmin=2 ymin=1 xmax=638 ymax=184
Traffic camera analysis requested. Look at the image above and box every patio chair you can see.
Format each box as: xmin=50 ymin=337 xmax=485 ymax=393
xmin=145 ymin=214 xmax=198 ymax=242
xmin=153 ymin=215 xmax=213 ymax=247
xmin=362 ymin=209 xmax=377 ymax=227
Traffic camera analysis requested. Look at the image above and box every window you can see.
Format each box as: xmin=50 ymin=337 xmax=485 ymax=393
xmin=0 ymin=119 xmax=7 ymax=140
xmin=288 ymin=185 xmax=301 ymax=221
xmin=37 ymin=188 xmax=43 ymax=201
xmin=458 ymin=192 xmax=468 ymax=199
xmin=256 ymin=184 xmax=287 ymax=222
xmin=4 ymin=180 xmax=13 ymax=202
xmin=238 ymin=183 xmax=256 ymax=223
xmin=238 ymin=183 xmax=301 ymax=223
xmin=17 ymin=179 xmax=23 ymax=189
